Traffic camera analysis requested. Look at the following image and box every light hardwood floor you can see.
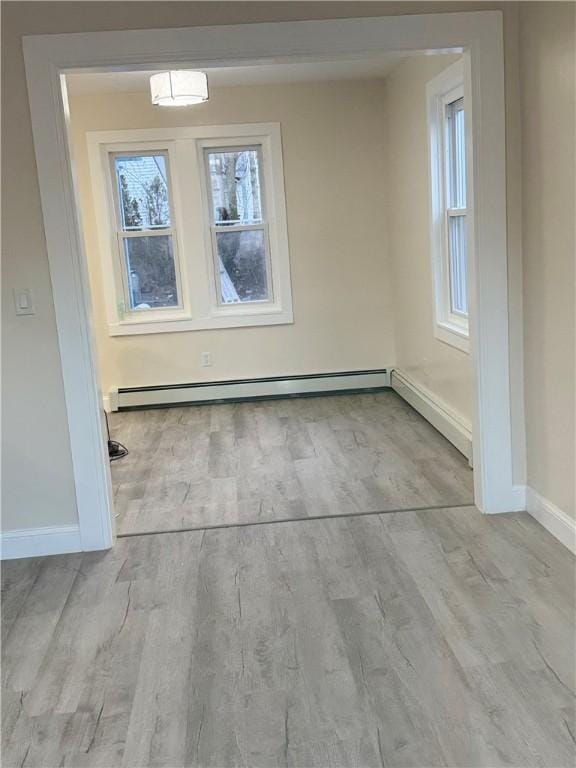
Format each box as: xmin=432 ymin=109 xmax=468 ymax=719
xmin=109 ymin=392 xmax=474 ymax=535
xmin=2 ymin=506 xmax=575 ymax=767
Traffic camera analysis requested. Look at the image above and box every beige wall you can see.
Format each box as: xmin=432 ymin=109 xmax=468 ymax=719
xmin=2 ymin=1 xmax=562 ymax=534
xmin=385 ymin=55 xmax=474 ymax=426
xmin=520 ymin=3 xmax=575 ymax=518
xmin=69 ymin=80 xmax=394 ymax=395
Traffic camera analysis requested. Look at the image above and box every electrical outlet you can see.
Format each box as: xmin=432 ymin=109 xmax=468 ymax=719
xmin=201 ymin=351 xmax=212 ymax=367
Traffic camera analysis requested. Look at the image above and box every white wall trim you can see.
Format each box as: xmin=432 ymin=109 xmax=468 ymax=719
xmin=510 ymin=483 xmax=527 ymax=512
xmin=526 ymin=487 xmax=576 ymax=554
xmin=390 ymin=369 xmax=473 ymax=462
xmin=111 ymin=369 xmax=391 ymax=411
xmin=21 ymin=10 xmax=517 ymax=555
xmin=101 ymin=391 xmax=119 ymax=413
xmin=1 ymin=525 xmax=82 ymax=560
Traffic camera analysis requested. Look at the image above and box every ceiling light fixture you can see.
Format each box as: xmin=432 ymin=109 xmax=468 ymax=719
xmin=150 ymin=70 xmax=209 ymax=107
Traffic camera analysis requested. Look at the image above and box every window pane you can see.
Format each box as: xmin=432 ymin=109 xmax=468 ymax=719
xmin=123 ymin=235 xmax=178 ymax=309
xmin=216 ymin=229 xmax=269 ymax=303
xmin=207 ymin=149 xmax=263 ymax=225
xmin=446 ymin=98 xmax=466 ymax=209
xmin=454 ymin=105 xmax=466 ymax=207
xmin=114 ymin=155 xmax=171 ymax=230
xmin=448 ymin=215 xmax=468 ymax=315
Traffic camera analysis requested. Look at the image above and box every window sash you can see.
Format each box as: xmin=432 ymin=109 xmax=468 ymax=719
xmin=203 ymin=145 xmax=274 ymax=307
xmin=446 ymin=213 xmax=468 ymax=317
xmin=116 ymin=229 xmax=181 ymax=313
xmin=109 ymin=150 xmax=184 ymax=316
xmin=211 ymin=222 xmax=265 ymax=234
xmin=111 ymin=149 xmax=173 ymax=232
xmin=442 ymin=92 xmax=468 ymax=323
xmin=210 ymin=225 xmax=272 ymax=305
xmin=118 ymin=228 xmax=174 ymax=238
xmin=445 ymin=97 xmax=466 ymax=212
xmin=205 ymin=144 xmax=265 ymax=225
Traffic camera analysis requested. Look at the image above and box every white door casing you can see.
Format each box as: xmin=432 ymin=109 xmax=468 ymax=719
xmin=22 ymin=11 xmax=518 ymax=552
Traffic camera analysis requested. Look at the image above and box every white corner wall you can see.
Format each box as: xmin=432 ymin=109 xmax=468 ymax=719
xmin=520 ymin=2 xmax=575 ymax=523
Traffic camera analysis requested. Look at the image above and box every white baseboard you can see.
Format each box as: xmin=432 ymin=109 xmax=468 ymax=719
xmin=390 ymin=369 xmax=473 ymax=462
xmin=1 ymin=525 xmax=82 ymax=560
xmin=509 ymin=484 xmax=527 ymax=512
xmin=102 ymin=389 xmax=118 ymax=413
xmin=526 ymin=487 xmax=576 ymax=554
xmin=110 ymin=369 xmax=391 ymax=411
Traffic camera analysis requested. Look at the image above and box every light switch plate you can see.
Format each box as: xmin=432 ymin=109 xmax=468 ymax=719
xmin=14 ymin=288 xmax=35 ymax=316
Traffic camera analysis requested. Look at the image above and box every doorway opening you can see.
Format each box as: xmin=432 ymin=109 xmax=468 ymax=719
xmin=65 ymin=52 xmax=475 ymax=537
xmin=24 ymin=12 xmax=518 ymax=552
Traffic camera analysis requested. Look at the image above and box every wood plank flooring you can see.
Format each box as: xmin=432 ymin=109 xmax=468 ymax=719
xmin=109 ymin=392 xmax=474 ymax=535
xmin=2 ymin=506 xmax=575 ymax=767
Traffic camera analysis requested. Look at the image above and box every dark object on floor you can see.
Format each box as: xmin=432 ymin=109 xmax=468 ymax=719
xmin=108 ymin=440 xmax=129 ymax=461
xmin=105 ymin=410 xmax=129 ymax=462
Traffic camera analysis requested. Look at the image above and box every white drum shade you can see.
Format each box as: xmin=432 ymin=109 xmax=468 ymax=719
xmin=150 ymin=71 xmax=209 ymax=106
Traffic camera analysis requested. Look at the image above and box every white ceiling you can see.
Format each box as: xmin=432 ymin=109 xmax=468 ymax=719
xmin=66 ymin=53 xmax=433 ymax=96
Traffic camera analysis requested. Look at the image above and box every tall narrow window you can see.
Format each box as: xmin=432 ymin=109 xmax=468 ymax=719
xmin=111 ymin=152 xmax=181 ymax=313
xmin=445 ymin=97 xmax=468 ymax=316
xmin=204 ymin=146 xmax=272 ymax=305
xmin=427 ymin=60 xmax=470 ymax=352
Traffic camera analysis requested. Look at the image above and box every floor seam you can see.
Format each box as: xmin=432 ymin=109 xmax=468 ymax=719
xmin=116 ymin=502 xmax=477 ymax=538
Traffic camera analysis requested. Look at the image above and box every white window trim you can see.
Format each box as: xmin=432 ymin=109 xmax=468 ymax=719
xmin=202 ymin=144 xmax=273 ymax=309
xmin=87 ymin=123 xmax=293 ymax=335
xmin=196 ymin=131 xmax=291 ymax=323
xmin=106 ymin=146 xmax=190 ymax=324
xmin=427 ymin=60 xmax=470 ymax=354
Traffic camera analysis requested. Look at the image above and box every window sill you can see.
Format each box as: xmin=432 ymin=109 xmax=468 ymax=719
xmin=435 ymin=322 xmax=470 ymax=353
xmin=108 ymin=308 xmax=293 ymax=336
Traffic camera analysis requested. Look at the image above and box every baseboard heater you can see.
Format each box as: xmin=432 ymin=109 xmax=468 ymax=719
xmin=111 ymin=369 xmax=391 ymax=411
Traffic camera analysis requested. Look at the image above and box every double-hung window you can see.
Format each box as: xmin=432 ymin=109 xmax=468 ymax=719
xmin=445 ymin=97 xmax=468 ymax=317
xmin=204 ymin=145 xmax=273 ymax=306
xmin=88 ymin=124 xmax=292 ymax=335
xmin=427 ymin=61 xmax=470 ymax=352
xmin=111 ymin=151 xmax=183 ymax=319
